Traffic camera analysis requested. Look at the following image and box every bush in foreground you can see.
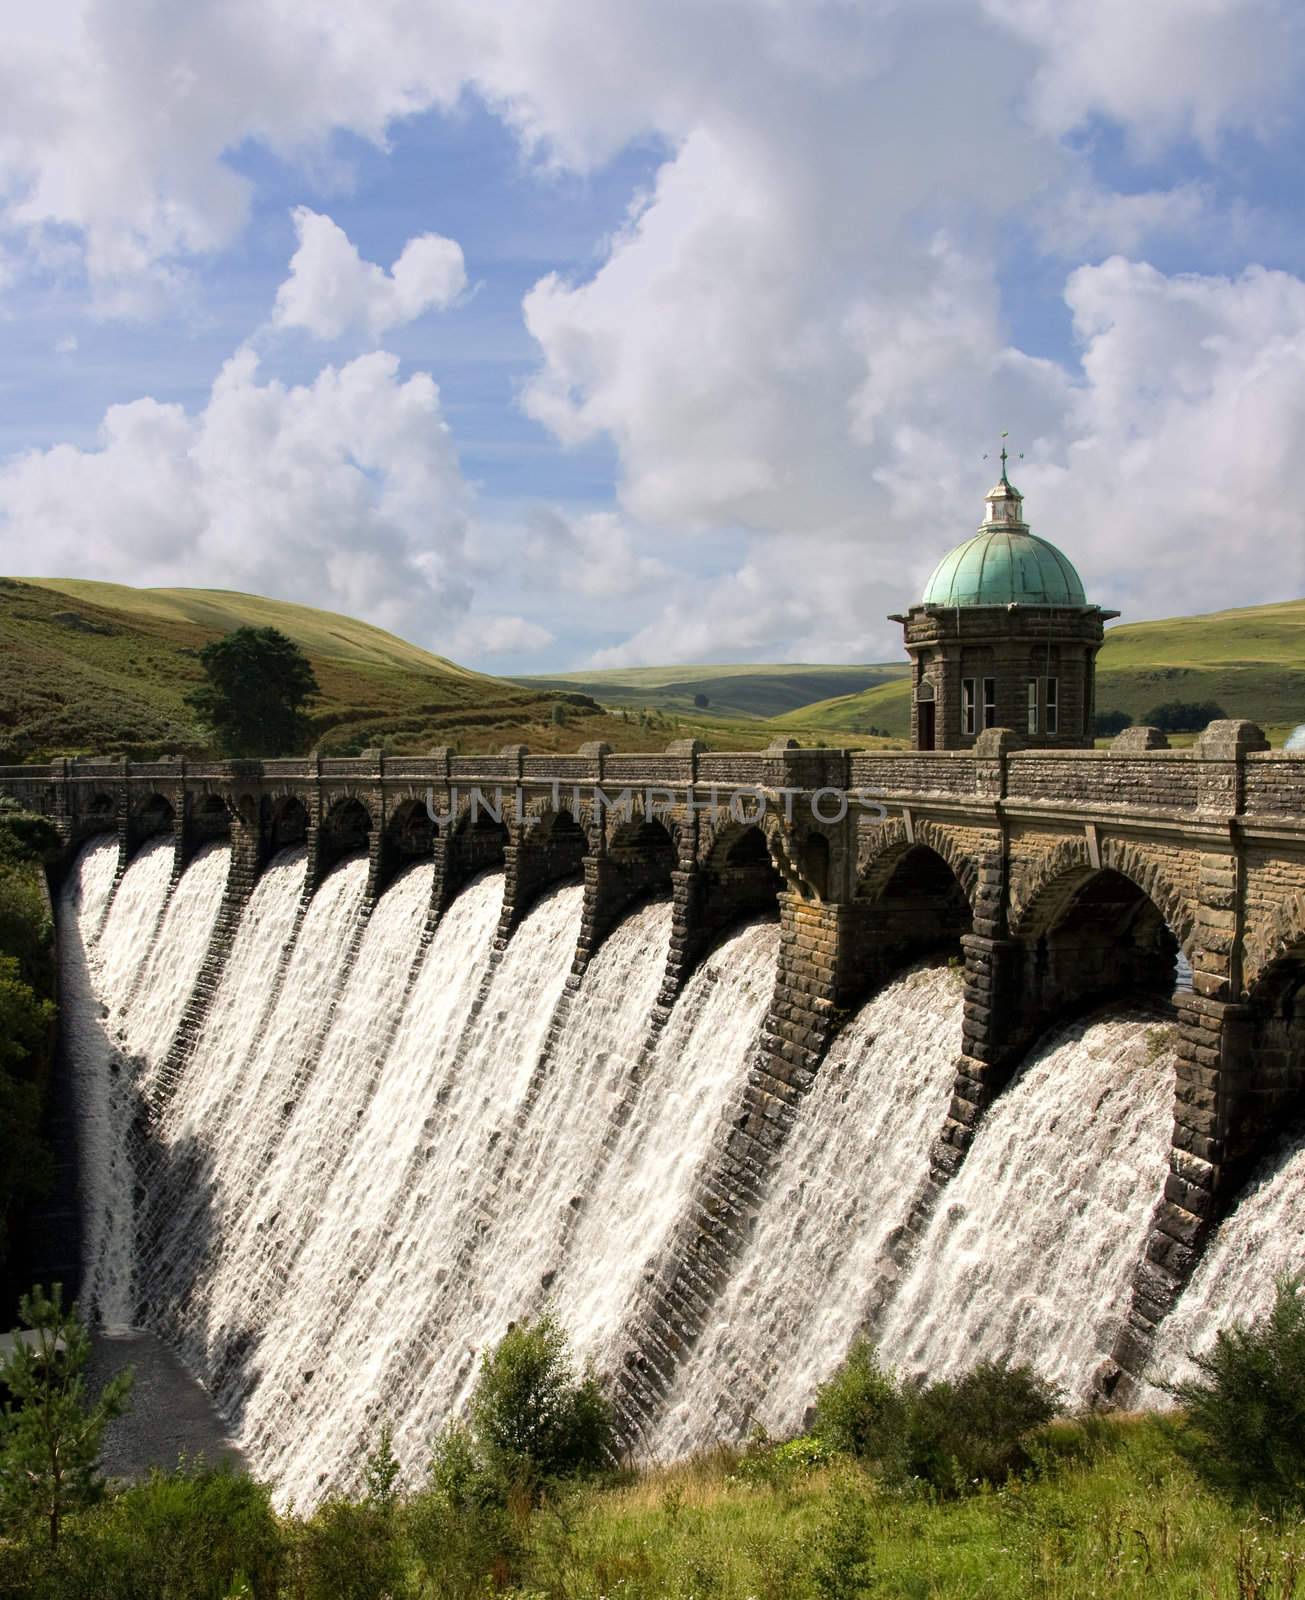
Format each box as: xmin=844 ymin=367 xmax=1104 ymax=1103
xmin=813 ymin=1338 xmax=1060 ymax=1494
xmin=462 ymin=1311 xmax=614 ymax=1500
xmin=1172 ymin=1274 xmax=1305 ymax=1511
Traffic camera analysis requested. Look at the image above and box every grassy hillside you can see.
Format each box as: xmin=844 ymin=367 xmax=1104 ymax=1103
xmin=0 ymin=578 xmax=621 ymax=762
xmin=513 ymin=662 xmax=909 ymax=720
xmin=0 ymin=578 xmax=815 ymax=761
xmin=28 ymin=578 xmax=490 ymax=681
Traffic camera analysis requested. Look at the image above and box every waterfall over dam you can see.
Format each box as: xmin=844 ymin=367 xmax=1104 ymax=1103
xmin=16 ymin=730 xmax=1301 ymax=1504
xmin=51 ymin=825 xmax=1298 ymax=1506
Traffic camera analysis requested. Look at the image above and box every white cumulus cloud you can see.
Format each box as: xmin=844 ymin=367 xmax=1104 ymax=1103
xmin=272 ymin=208 xmax=466 ymax=341
xmin=0 ymin=347 xmax=475 ymax=643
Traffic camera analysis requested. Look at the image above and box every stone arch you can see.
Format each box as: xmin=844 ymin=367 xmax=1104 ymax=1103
xmin=1228 ymin=944 xmax=1305 ymax=1180
xmin=1010 ymin=838 xmax=1194 ymax=956
xmin=385 ymin=795 xmax=437 ymax=861
xmin=190 ymin=790 xmax=233 ymax=844
xmin=1243 ymin=889 xmax=1305 ymax=999
xmin=447 ymin=797 xmax=510 ymax=889
xmin=842 ymin=832 xmax=975 ymax=1002
xmin=609 ymin=815 xmax=677 ymax=887
xmin=267 ymin=793 xmax=309 ymax=852
xmin=602 ymin=792 xmax=687 ymax=862
xmin=695 ymin=819 xmax=784 ymax=941
xmin=500 ymin=804 xmax=589 ymax=933
xmin=76 ymin=790 xmax=117 ymax=838
xmin=130 ymin=791 xmax=175 ymax=847
xmin=319 ymin=795 xmax=372 ymax=867
xmin=855 ymin=818 xmax=980 ymax=912
xmin=1010 ymin=848 xmax=1183 ymax=1032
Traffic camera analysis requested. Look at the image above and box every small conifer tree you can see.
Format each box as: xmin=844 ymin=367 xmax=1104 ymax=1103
xmin=0 ymin=1283 xmax=132 ymax=1548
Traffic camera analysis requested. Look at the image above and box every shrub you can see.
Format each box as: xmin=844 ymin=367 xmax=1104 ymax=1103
xmin=289 ymin=1497 xmax=402 ymax=1600
xmin=810 ymin=1468 xmax=874 ymax=1600
xmin=813 ymin=1338 xmax=909 ymax=1476
xmin=1094 ymin=709 xmax=1133 ymax=737
xmin=1142 ymin=699 xmax=1227 ymax=734
xmin=53 ymin=1464 xmax=283 ymax=1600
xmin=906 ymin=1360 xmax=1061 ymax=1493
xmin=408 ymin=1427 xmax=521 ymax=1596
xmin=813 ymin=1341 xmax=1059 ymax=1494
xmin=466 ymin=1313 xmax=614 ymax=1500
xmin=1171 ymin=1275 xmax=1305 ymax=1510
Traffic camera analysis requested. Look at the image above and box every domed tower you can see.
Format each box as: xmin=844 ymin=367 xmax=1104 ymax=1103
xmin=889 ymin=454 xmax=1118 ymax=750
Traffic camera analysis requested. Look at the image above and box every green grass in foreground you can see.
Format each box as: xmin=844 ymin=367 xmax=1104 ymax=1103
xmin=515 ymin=1419 xmax=1305 ymax=1600
xmin=7 ymin=1415 xmax=1305 ymax=1598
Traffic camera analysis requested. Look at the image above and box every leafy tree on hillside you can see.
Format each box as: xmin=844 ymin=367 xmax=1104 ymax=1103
xmin=1094 ymin=709 xmax=1133 ymax=738
xmin=186 ymin=627 xmax=320 ymax=757
xmin=0 ymin=1284 xmax=132 ymax=1549
xmin=693 ymin=692 xmax=709 ymax=708
xmin=1142 ymin=699 xmax=1227 ymax=734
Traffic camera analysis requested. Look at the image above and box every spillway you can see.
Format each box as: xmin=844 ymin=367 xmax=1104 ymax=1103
xmin=56 ymin=830 xmax=1200 ymax=1503
xmin=651 ymin=961 xmax=963 ymax=1456
xmin=1147 ymin=1131 xmax=1305 ymax=1395
xmin=876 ymin=1007 xmax=1176 ymax=1401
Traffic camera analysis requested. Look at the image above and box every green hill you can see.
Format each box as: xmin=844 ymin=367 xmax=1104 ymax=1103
xmin=0 ymin=578 xmax=623 ymax=762
xmin=775 ymin=599 xmax=1305 ymax=743
xmin=512 ymin=662 xmax=909 ymax=721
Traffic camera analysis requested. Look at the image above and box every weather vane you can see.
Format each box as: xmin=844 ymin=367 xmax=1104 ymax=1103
xmin=983 ymin=431 xmax=1023 ymax=480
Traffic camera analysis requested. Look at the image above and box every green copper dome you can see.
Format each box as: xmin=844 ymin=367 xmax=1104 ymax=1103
xmin=921 ymin=473 xmax=1087 ymax=608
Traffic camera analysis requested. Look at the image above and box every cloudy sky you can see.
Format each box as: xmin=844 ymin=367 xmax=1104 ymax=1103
xmin=1 ymin=0 xmax=1303 ymax=672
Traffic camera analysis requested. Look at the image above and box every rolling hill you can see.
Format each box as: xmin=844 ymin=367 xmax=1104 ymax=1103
xmin=0 ymin=578 xmax=619 ymax=762
xmin=776 ymin=599 xmax=1305 ymax=743
xmin=512 ymin=662 xmax=909 ymax=721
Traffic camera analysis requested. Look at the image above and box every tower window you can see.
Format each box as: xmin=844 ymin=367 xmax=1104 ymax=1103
xmin=983 ymin=677 xmax=996 ymax=729
xmin=1027 ymin=680 xmax=1039 ymax=735
xmin=962 ymin=678 xmax=976 ymax=736
xmin=1045 ymin=676 xmax=1059 ymax=735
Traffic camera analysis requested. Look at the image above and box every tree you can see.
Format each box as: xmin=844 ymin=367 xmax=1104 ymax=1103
xmin=1094 ymin=709 xmax=1133 ymax=737
xmin=1142 ymin=699 xmax=1227 ymax=734
xmin=186 ymin=627 xmax=319 ymax=757
xmin=693 ymin=692 xmax=709 ymax=709
xmin=0 ymin=1283 xmax=132 ymax=1548
xmin=454 ymin=1313 xmax=614 ymax=1501
xmin=0 ymin=957 xmax=55 ymax=1277
xmin=1171 ymin=1275 xmax=1305 ymax=1509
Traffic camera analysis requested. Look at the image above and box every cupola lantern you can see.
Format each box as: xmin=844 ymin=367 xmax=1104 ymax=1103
xmin=888 ymin=458 xmax=1118 ymax=751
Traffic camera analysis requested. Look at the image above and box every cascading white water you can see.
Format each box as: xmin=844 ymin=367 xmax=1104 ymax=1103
xmin=137 ymin=847 xmax=308 ymax=1333
xmin=243 ymin=876 xmax=581 ymax=1506
xmin=876 ymin=1008 xmax=1177 ymax=1401
xmin=146 ymin=854 xmax=368 ymax=1380
xmin=59 ymin=826 xmax=1198 ymax=1502
xmin=159 ymin=861 xmax=432 ymax=1384
xmin=57 ymin=839 xmax=130 ymax=1322
xmin=66 ymin=837 xmax=178 ymax=1321
xmin=652 ymin=961 xmax=963 ymax=1457
xmin=1146 ymin=1132 xmax=1305 ymax=1396
xmin=558 ymin=919 xmax=779 ymax=1377
xmin=126 ymin=843 xmax=230 ymax=1084
xmin=91 ymin=838 xmax=175 ymax=1019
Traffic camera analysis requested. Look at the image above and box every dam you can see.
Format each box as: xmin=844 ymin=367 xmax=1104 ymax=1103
xmin=4 ymin=720 xmax=1305 ymax=1504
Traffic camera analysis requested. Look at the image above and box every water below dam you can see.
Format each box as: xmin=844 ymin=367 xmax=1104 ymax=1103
xmin=50 ymin=835 xmax=1305 ymax=1504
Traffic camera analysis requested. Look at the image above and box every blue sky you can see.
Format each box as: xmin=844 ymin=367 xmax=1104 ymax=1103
xmin=2 ymin=1 xmax=1304 ymax=673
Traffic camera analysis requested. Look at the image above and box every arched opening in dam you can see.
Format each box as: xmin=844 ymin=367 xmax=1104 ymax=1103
xmin=1023 ymin=864 xmax=1180 ymax=1023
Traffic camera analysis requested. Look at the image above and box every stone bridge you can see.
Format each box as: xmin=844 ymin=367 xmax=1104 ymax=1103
xmin=5 ymin=720 xmax=1305 ymax=1412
